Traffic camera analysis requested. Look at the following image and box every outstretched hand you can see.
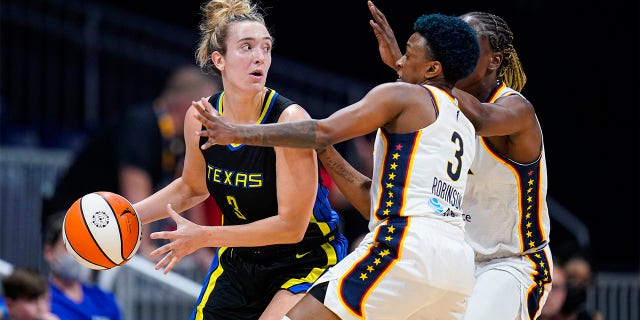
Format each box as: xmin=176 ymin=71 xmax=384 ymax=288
xmin=192 ymin=98 xmax=238 ymax=149
xmin=149 ymin=204 xmax=206 ymax=274
xmin=367 ymin=0 xmax=402 ymax=71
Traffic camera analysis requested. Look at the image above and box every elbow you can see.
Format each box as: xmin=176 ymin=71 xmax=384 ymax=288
xmin=362 ymin=180 xmax=372 ymax=195
xmin=471 ymin=118 xmax=484 ymax=134
xmin=473 ymin=118 xmax=491 ymax=136
xmin=276 ymin=214 xmax=309 ymax=244
xmin=282 ymin=228 xmax=306 ymax=244
xmin=292 ymin=229 xmax=306 ymax=243
xmin=289 ymin=219 xmax=309 ymax=243
xmin=356 ymin=180 xmax=372 ymax=217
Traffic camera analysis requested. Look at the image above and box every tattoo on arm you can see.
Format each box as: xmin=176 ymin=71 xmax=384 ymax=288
xmin=241 ymin=120 xmax=321 ymax=149
xmin=320 ymin=148 xmax=371 ymax=189
xmin=319 ymin=146 xmax=372 ymax=218
xmin=324 ymin=157 xmax=358 ymax=184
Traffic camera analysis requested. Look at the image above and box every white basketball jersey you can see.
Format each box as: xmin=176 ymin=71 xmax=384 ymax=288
xmin=368 ymin=84 xmax=476 ymax=232
xmin=462 ymin=83 xmax=550 ymax=262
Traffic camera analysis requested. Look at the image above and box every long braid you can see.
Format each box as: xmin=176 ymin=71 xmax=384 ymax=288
xmin=462 ymin=12 xmax=527 ymax=92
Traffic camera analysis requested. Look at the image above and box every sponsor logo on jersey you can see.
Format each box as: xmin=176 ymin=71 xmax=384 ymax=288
xmin=428 ymin=197 xmax=461 ymax=218
xmin=428 ymin=197 xmax=445 ymax=214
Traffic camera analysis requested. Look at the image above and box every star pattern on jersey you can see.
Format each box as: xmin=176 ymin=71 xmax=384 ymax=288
xmin=536 ymin=257 xmax=547 ymax=292
xmin=517 ymin=162 xmax=552 ymax=317
xmin=374 ymin=132 xmax=420 ymax=221
xmin=526 ymin=249 xmax=552 ymax=318
xmin=381 ymin=151 xmax=399 ymax=217
xmin=340 ymin=222 xmax=406 ymax=318
xmin=523 ymin=168 xmax=540 ymax=250
xmin=377 ymin=142 xmax=406 ymax=220
xmin=537 ymin=253 xmax=549 ymax=289
xmin=356 ymin=225 xmax=398 ymax=282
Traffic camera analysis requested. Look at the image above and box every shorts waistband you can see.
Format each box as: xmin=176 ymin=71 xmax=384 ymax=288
xmin=231 ymin=228 xmax=339 ymax=262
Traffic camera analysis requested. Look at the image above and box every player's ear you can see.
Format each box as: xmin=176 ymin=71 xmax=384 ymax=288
xmin=211 ymin=51 xmax=224 ymax=72
xmin=424 ymin=61 xmax=441 ymax=78
xmin=488 ymin=52 xmax=502 ymax=72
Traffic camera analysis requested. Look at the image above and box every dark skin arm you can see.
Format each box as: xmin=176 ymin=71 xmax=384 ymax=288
xmin=454 ymin=88 xmax=542 ymax=163
xmin=192 ymin=82 xmax=434 ymax=150
xmin=453 ymin=88 xmax=535 ymax=136
xmin=316 ymin=145 xmax=371 ymax=219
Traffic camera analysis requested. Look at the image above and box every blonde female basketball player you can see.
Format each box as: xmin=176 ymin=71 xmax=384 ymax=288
xmin=132 ymin=0 xmax=347 ymax=319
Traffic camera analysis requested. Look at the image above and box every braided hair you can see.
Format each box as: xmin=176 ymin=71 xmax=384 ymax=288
xmin=460 ymin=12 xmax=527 ymax=92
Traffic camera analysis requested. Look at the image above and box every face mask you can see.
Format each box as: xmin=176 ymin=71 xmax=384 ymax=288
xmin=50 ymin=253 xmax=92 ymax=283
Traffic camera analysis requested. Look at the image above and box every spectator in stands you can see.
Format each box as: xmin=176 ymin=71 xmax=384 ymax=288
xmin=561 ymin=255 xmax=604 ymax=320
xmin=42 ymin=212 xmax=123 ymax=320
xmin=540 ymin=256 xmax=603 ymax=320
xmin=0 ymin=267 xmax=59 ymax=320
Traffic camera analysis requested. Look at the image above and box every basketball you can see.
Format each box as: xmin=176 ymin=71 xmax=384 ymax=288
xmin=63 ymin=191 xmax=142 ymax=270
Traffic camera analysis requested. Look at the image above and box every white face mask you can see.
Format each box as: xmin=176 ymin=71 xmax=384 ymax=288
xmin=49 ymin=253 xmax=92 ymax=283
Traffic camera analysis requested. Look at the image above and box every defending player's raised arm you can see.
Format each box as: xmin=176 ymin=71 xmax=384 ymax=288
xmin=368 ymin=0 xmax=402 ymax=72
xmin=193 ymin=83 xmax=408 ymax=150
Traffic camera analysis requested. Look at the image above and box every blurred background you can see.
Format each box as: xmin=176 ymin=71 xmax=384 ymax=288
xmin=1 ymin=0 xmax=638 ymax=319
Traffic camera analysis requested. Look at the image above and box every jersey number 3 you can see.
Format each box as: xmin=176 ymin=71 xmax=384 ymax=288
xmin=226 ymin=195 xmax=247 ymax=220
xmin=447 ymin=131 xmax=464 ymax=181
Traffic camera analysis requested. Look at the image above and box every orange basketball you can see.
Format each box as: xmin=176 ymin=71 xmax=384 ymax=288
xmin=63 ymin=191 xmax=142 ymax=270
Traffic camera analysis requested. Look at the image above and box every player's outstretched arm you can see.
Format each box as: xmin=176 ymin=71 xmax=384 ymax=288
xmin=193 ymin=84 xmax=401 ymax=151
xmin=192 ymin=98 xmax=324 ymax=149
xmin=454 ymin=88 xmax=538 ymax=138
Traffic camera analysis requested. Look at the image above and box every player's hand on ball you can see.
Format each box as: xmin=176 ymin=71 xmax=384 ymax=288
xmin=149 ymin=204 xmax=205 ymax=274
